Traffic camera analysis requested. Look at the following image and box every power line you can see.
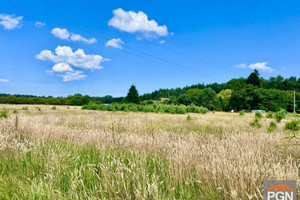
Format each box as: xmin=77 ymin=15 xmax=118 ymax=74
xmin=39 ymin=0 xmax=241 ymax=76
xmin=4 ymin=0 xmax=218 ymax=79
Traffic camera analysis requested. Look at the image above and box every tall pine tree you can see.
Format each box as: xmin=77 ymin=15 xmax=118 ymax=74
xmin=126 ymin=85 xmax=140 ymax=104
xmin=247 ymin=69 xmax=260 ymax=86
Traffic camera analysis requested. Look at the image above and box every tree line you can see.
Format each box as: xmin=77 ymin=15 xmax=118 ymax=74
xmin=141 ymin=71 xmax=300 ymax=100
xmin=137 ymin=70 xmax=300 ymax=112
xmin=1 ymin=70 xmax=299 ymax=112
xmin=0 ymin=93 xmax=123 ymax=106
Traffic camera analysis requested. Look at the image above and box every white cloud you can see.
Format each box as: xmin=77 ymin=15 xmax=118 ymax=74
xmin=159 ymin=40 xmax=165 ymax=44
xmin=51 ymin=28 xmax=70 ymax=39
xmin=60 ymin=70 xmax=87 ymax=82
xmin=108 ymin=8 xmax=168 ymax=39
xmin=248 ymin=62 xmax=274 ymax=73
xmin=34 ymin=21 xmax=46 ymax=28
xmin=0 ymin=14 xmax=23 ymax=30
xmin=70 ymin=33 xmax=97 ymax=44
xmin=51 ymin=27 xmax=97 ymax=44
xmin=36 ymin=46 xmax=108 ymax=81
xmin=36 ymin=46 xmax=107 ymax=70
xmin=52 ymin=63 xmax=73 ymax=72
xmin=105 ymin=38 xmax=124 ymax=49
xmin=0 ymin=79 xmax=10 ymax=82
xmin=235 ymin=63 xmax=247 ymax=68
xmin=235 ymin=62 xmax=274 ymax=73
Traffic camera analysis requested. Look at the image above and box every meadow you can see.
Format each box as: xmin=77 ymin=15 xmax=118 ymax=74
xmin=0 ymin=104 xmax=299 ymax=199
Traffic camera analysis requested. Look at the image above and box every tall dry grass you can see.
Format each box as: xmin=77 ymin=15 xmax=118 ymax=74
xmin=0 ymin=104 xmax=299 ymax=199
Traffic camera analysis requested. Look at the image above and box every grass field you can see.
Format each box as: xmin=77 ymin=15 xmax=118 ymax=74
xmin=0 ymin=104 xmax=299 ymax=199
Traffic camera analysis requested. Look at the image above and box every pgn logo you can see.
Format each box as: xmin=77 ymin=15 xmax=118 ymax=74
xmin=264 ymin=180 xmax=297 ymax=200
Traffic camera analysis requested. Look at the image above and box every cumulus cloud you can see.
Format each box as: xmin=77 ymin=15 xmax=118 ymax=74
xmin=105 ymin=38 xmax=124 ymax=49
xmin=0 ymin=79 xmax=10 ymax=82
xmin=52 ymin=63 xmax=73 ymax=72
xmin=60 ymin=70 xmax=87 ymax=82
xmin=51 ymin=27 xmax=97 ymax=44
xmin=70 ymin=33 xmax=97 ymax=44
xmin=36 ymin=46 xmax=106 ymax=70
xmin=51 ymin=28 xmax=70 ymax=40
xmin=248 ymin=62 xmax=274 ymax=72
xmin=0 ymin=14 xmax=23 ymax=30
xmin=34 ymin=21 xmax=46 ymax=28
xmin=235 ymin=62 xmax=274 ymax=73
xmin=159 ymin=40 xmax=165 ymax=44
xmin=108 ymin=8 xmax=168 ymax=39
xmin=36 ymin=46 xmax=108 ymax=81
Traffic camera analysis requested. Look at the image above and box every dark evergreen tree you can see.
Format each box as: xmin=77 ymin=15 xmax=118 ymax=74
xmin=247 ymin=69 xmax=260 ymax=86
xmin=126 ymin=85 xmax=140 ymax=104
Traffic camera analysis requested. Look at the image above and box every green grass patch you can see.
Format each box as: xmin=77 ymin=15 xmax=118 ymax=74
xmin=0 ymin=139 xmax=211 ymax=199
xmin=0 ymin=108 xmax=9 ymax=119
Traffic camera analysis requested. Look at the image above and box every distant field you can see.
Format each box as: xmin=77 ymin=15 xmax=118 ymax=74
xmin=0 ymin=104 xmax=299 ymax=199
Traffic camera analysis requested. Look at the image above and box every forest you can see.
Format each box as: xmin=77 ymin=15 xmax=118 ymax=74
xmin=1 ymin=70 xmax=299 ymax=112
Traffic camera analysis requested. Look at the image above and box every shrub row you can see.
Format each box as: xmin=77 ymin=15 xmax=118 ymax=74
xmin=82 ymin=102 xmax=209 ymax=114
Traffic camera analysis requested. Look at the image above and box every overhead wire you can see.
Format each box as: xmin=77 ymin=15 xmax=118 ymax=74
xmin=38 ymin=0 xmax=241 ymax=76
xmin=4 ymin=0 xmax=231 ymax=80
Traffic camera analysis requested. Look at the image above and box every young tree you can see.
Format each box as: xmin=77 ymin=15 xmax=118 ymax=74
xmin=126 ymin=85 xmax=140 ymax=104
xmin=217 ymin=89 xmax=232 ymax=110
xmin=247 ymin=69 xmax=260 ymax=86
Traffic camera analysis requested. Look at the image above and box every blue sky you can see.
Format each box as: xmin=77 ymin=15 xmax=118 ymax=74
xmin=0 ymin=0 xmax=300 ymax=97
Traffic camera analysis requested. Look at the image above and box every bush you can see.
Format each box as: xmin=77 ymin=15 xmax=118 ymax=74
xmin=0 ymin=108 xmax=9 ymax=119
xmin=266 ymin=112 xmax=273 ymax=118
xmin=22 ymin=106 xmax=28 ymax=110
xmin=239 ymin=111 xmax=245 ymax=116
xmin=249 ymin=118 xmax=262 ymax=128
xmin=285 ymin=119 xmax=300 ymax=131
xmin=282 ymin=119 xmax=300 ymax=145
xmin=186 ymin=115 xmax=192 ymax=121
xmin=255 ymin=112 xmax=263 ymax=118
xmin=267 ymin=121 xmax=277 ymax=133
xmin=194 ymin=106 xmax=209 ymax=114
xmin=13 ymin=109 xmax=18 ymax=114
xmin=163 ymin=105 xmax=176 ymax=114
xmin=175 ymin=105 xmax=186 ymax=114
xmin=82 ymin=102 xmax=209 ymax=115
xmin=274 ymin=110 xmax=286 ymax=122
xmin=186 ymin=104 xmax=197 ymax=113
xmin=82 ymin=102 xmax=99 ymax=110
xmin=141 ymin=100 xmax=154 ymax=105
xmin=124 ymin=104 xmax=139 ymax=112
xmin=141 ymin=105 xmax=155 ymax=112
xmin=51 ymin=106 xmax=57 ymax=110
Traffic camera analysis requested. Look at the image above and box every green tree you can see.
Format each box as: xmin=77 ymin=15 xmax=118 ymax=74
xmin=228 ymin=89 xmax=248 ymax=111
xmin=126 ymin=85 xmax=140 ymax=104
xmin=185 ymin=88 xmax=216 ymax=108
xmin=186 ymin=88 xmax=201 ymax=105
xmin=247 ymin=69 xmax=260 ymax=86
xmin=224 ymin=78 xmax=247 ymax=90
xmin=198 ymin=88 xmax=217 ymax=109
xmin=217 ymin=89 xmax=232 ymax=110
xmin=177 ymin=94 xmax=192 ymax=105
